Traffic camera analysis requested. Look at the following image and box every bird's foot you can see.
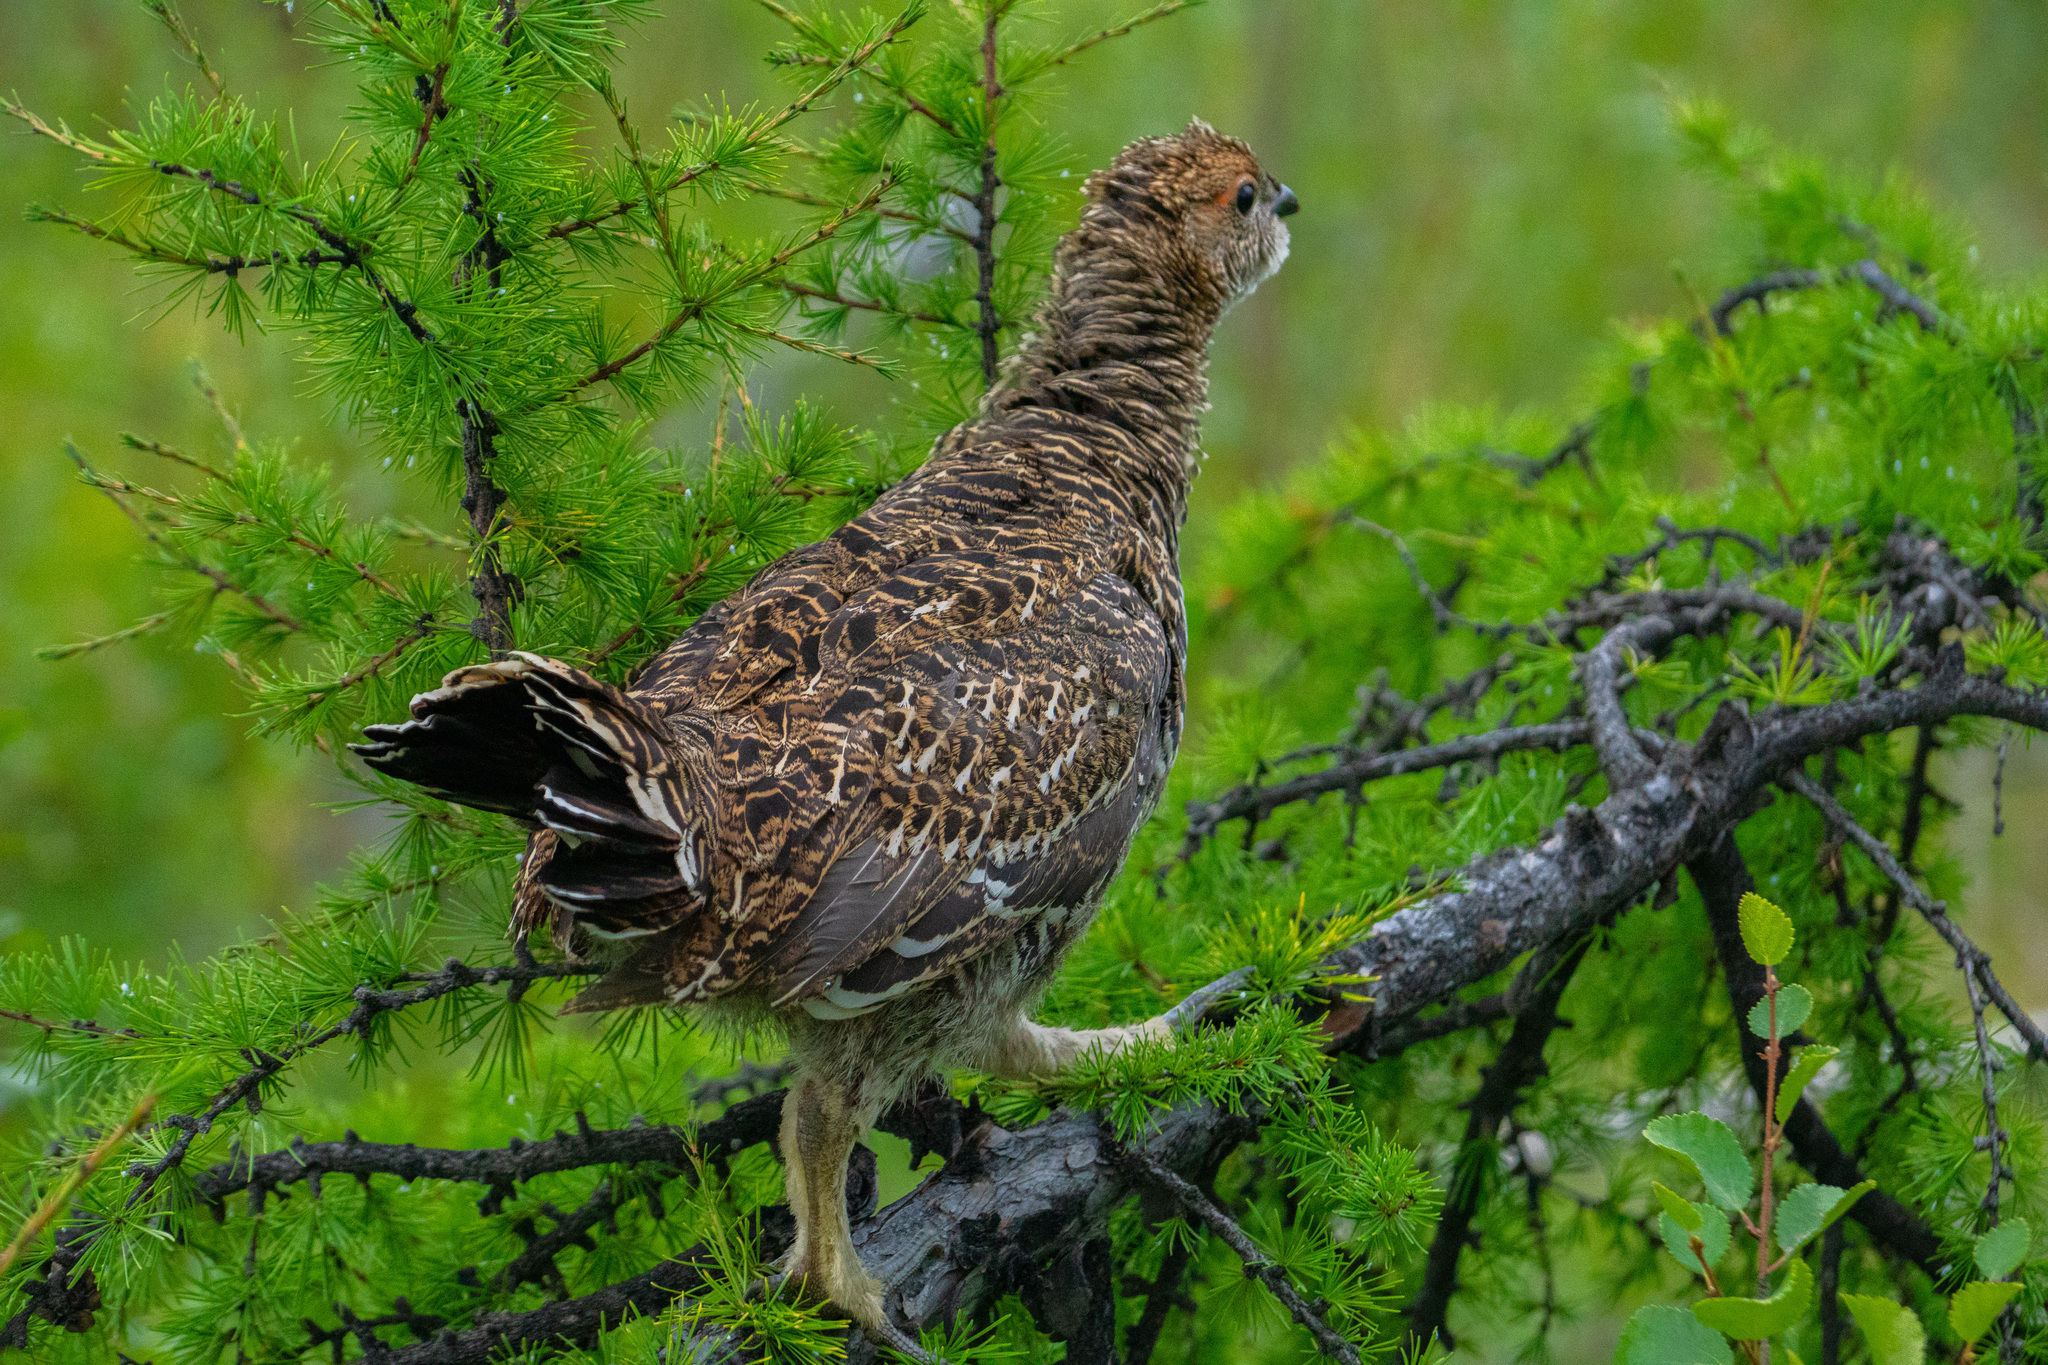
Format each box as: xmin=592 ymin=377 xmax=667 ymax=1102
xmin=1078 ymin=967 xmax=1255 ymax=1060
xmin=1130 ymin=1014 xmax=1175 ymax=1044
xmin=769 ymin=1248 xmax=939 ymax=1362
xmin=774 ymin=1244 xmax=887 ymax=1331
xmin=979 ymin=1012 xmax=1181 ymax=1078
xmin=1084 ymin=1014 xmax=1174 ymax=1059
xmin=861 ymin=1316 xmax=938 ymax=1364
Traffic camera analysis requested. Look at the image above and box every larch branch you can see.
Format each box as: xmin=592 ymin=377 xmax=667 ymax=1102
xmin=1780 ymin=769 xmax=2048 ymax=1060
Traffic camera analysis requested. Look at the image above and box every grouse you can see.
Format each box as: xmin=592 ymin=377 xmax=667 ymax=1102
xmin=354 ymin=120 xmax=1297 ymax=1330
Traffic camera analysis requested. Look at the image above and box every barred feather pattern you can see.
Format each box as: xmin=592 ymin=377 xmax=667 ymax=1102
xmin=355 ymin=121 xmax=1292 ymax=1096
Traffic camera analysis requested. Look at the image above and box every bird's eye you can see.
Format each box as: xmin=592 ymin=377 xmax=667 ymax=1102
xmin=1234 ymin=180 xmax=1257 ymax=215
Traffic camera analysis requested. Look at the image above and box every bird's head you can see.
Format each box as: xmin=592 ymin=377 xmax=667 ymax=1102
xmin=1080 ymin=118 xmax=1298 ymax=313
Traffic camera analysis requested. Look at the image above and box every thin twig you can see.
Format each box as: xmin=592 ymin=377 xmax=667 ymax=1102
xmin=145 ymin=159 xmax=437 ymax=343
xmin=3 ymin=98 xmax=115 ymax=161
xmin=732 ymin=320 xmax=895 ymax=370
xmin=969 ymin=3 xmax=1006 ymax=385
xmin=393 ymin=61 xmax=451 ymax=204
xmin=68 ymin=443 xmax=307 ymax=635
xmin=0 ymin=1095 xmax=157 ymax=1278
xmin=298 ymin=617 xmax=439 ymax=710
xmin=32 ymin=205 xmax=358 ymax=281
xmin=1013 ymin=1 xmax=1196 ymax=78
xmin=1780 ymin=770 xmax=2048 ymax=1060
xmin=1181 ymin=721 xmax=1591 ymax=856
xmin=119 ymin=958 xmax=598 ymax=1217
xmin=144 ymin=0 xmax=227 ymax=101
xmin=781 ymin=279 xmax=956 ymax=328
xmin=1121 ymin=1147 xmax=1366 ymax=1365
xmin=1340 ymin=513 xmax=1485 ymax=634
xmin=382 ymin=518 xmax=468 ymax=551
xmin=566 ymin=178 xmax=890 ymax=394
xmin=120 ymin=432 xmax=230 ymax=481
xmin=84 ymin=462 xmax=406 ymax=600
xmin=1483 ymin=416 xmax=1600 ymax=488
xmin=36 ymin=610 xmax=182 ymax=661
xmin=543 ymin=10 xmax=917 ymax=240
xmin=1709 ymin=259 xmax=1947 ymax=338
xmin=745 ymin=179 xmax=975 ymax=243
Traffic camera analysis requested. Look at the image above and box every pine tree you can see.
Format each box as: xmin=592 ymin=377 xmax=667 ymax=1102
xmin=5 ymin=6 xmax=2048 ymax=1365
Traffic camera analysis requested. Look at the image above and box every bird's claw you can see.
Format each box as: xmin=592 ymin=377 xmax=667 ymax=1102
xmin=859 ymin=1315 xmax=941 ymax=1364
xmin=1160 ymin=965 xmax=1255 ymax=1034
xmin=741 ymin=1268 xmax=938 ymax=1361
xmin=761 ymin=1259 xmax=938 ymax=1363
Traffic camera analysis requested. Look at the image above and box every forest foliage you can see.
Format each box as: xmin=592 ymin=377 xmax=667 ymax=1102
xmin=2 ymin=2 xmax=2047 ymax=1364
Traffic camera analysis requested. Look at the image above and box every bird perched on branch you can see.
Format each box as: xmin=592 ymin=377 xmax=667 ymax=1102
xmin=354 ymin=120 xmax=1296 ymax=1334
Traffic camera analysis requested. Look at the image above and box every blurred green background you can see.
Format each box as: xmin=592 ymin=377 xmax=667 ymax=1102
xmin=5 ymin=0 xmax=2048 ymax=1007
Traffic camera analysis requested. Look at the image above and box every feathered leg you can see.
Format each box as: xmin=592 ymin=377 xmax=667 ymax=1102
xmin=974 ymin=1012 xmax=1173 ymax=1079
xmin=779 ymin=1073 xmax=887 ymax=1328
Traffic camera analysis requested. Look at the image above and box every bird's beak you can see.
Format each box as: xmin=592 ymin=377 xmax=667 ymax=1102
xmin=1273 ymin=184 xmax=1300 ymax=218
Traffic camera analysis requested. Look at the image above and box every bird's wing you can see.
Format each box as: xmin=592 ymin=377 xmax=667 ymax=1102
xmin=804 ymin=710 xmax=1168 ymax=1016
xmin=718 ymin=559 xmax=1174 ymax=1014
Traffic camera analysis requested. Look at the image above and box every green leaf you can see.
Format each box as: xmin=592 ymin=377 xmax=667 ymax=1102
xmin=1747 ymin=983 xmax=1812 ymax=1040
xmin=1693 ymin=1257 xmax=1813 ymax=1340
xmin=1618 ymin=1305 xmax=1733 ymax=1365
xmin=1738 ymin=892 xmax=1795 ymax=966
xmin=1776 ymin=1045 xmax=1840 ymax=1121
xmin=1645 ymin=1113 xmax=1755 ymax=1211
xmin=1821 ymin=1180 xmax=1875 ymax=1235
xmin=1775 ymin=1182 xmax=1868 ymax=1254
xmin=1949 ymin=1282 xmax=2022 ymax=1345
xmin=1661 ymin=1207 xmax=1730 ymax=1275
xmin=1776 ymin=983 xmax=1813 ymax=1036
xmin=1826 ymin=1186 xmax=1875 ymax=1236
xmin=1654 ymin=1181 xmax=1703 ymax=1231
xmin=1975 ymin=1220 xmax=2032 ymax=1280
xmin=1840 ymin=1292 xmax=1925 ymax=1365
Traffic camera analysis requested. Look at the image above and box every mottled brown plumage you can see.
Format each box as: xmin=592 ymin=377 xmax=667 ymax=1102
xmin=354 ymin=120 xmax=1294 ymax=1333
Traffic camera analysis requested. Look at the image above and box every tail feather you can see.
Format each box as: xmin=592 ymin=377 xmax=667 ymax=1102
xmin=352 ymin=653 xmax=708 ymax=942
xmin=357 ymin=700 xmax=549 ymax=818
xmin=532 ymin=767 xmax=678 ymax=851
xmin=542 ymin=840 xmax=692 ymax=903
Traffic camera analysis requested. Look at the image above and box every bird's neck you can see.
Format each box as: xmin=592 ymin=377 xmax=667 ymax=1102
xmin=983 ymin=221 xmax=1224 ymax=527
